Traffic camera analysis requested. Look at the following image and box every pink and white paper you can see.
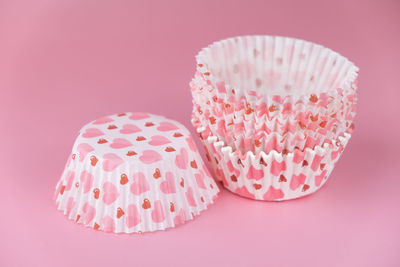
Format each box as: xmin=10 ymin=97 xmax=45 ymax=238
xmin=191 ymin=36 xmax=358 ymax=154
xmin=195 ymin=121 xmax=351 ymax=201
xmin=55 ymin=112 xmax=219 ymax=233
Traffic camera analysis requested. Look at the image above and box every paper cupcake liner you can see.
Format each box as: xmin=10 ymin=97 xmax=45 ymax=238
xmin=55 ymin=112 xmax=219 ymax=234
xmin=193 ymin=120 xmax=351 ymax=201
xmin=191 ymin=36 xmax=358 ymax=152
xmin=191 ymin=112 xmax=308 ymax=153
xmin=191 ymin=90 xmax=356 ymax=149
xmin=190 ymin=75 xmax=357 ymax=135
xmin=192 ymin=106 xmax=354 ymax=154
xmin=190 ymin=70 xmax=357 ymax=124
xmin=195 ymin=35 xmax=358 ymax=104
xmin=191 ymin=75 xmax=357 ymax=137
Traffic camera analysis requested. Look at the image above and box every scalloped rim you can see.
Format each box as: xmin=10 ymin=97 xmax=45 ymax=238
xmin=193 ymin=119 xmax=351 ymax=161
xmin=195 ymin=35 xmax=359 ymax=98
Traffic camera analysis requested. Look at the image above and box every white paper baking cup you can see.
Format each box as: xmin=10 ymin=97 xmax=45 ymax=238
xmin=195 ymin=35 xmax=358 ymax=102
xmin=193 ymin=120 xmax=351 ymax=201
xmin=191 ymin=108 xmax=353 ymax=155
xmin=191 ymin=36 xmax=358 ymax=153
xmin=55 ymin=113 xmax=219 ymax=233
xmin=191 ymin=75 xmax=356 ymax=154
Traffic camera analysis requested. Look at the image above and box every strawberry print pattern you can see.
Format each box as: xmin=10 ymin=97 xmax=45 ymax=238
xmin=55 ymin=113 xmax=219 ymax=234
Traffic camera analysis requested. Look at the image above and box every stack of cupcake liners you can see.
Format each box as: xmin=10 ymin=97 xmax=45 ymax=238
xmin=191 ymin=72 xmax=357 ymax=153
xmin=190 ymin=35 xmax=358 ymax=201
xmin=191 ymin=100 xmax=355 ymax=155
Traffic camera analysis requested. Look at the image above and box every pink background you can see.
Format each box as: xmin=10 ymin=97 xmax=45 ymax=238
xmin=1 ymin=0 xmax=399 ymax=266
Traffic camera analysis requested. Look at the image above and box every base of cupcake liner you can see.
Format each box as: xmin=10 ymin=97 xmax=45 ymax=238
xmin=196 ymin=125 xmax=351 ymax=201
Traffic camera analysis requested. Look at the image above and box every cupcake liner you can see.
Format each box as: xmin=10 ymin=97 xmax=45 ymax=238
xmin=192 ymin=105 xmax=353 ymax=155
xmin=191 ymin=35 xmax=358 ymax=153
xmin=195 ymin=35 xmax=358 ymax=102
xmin=191 ymin=112 xmax=308 ymax=153
xmin=191 ymin=77 xmax=357 ymax=137
xmin=191 ymin=76 xmax=356 ymax=154
xmin=193 ymin=119 xmax=351 ymax=201
xmin=55 ymin=112 xmax=219 ymax=234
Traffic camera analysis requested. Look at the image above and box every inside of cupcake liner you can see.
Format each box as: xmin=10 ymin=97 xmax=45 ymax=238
xmin=195 ymin=35 xmax=358 ymax=100
xmin=190 ymin=71 xmax=357 ymax=124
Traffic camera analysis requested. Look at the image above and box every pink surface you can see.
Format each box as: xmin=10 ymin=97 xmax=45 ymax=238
xmin=0 ymin=0 xmax=399 ymax=266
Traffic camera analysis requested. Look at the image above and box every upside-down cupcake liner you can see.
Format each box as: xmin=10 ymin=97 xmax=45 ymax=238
xmin=193 ymin=120 xmax=351 ymax=201
xmin=55 ymin=112 xmax=219 ymax=234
